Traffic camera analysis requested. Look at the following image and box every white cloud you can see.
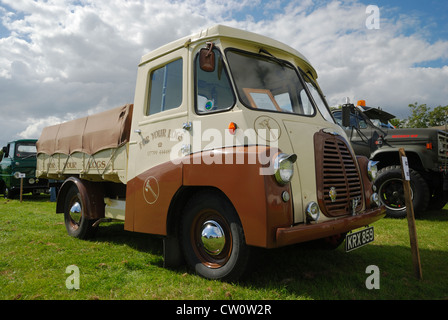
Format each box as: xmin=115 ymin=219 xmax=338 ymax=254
xmin=17 ymin=115 xmax=64 ymax=140
xmin=240 ymin=0 xmax=448 ymax=117
xmin=0 ymin=0 xmax=447 ymax=147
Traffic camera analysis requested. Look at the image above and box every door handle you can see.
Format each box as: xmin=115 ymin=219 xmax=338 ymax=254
xmin=182 ymin=122 xmax=192 ymax=131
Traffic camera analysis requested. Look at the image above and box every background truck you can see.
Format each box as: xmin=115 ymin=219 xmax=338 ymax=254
xmin=332 ymin=100 xmax=448 ymax=218
xmin=36 ymin=25 xmax=384 ymax=281
xmin=0 ymin=139 xmax=49 ymax=199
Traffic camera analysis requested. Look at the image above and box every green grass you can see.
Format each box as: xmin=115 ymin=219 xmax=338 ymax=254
xmin=0 ymin=194 xmax=447 ymax=300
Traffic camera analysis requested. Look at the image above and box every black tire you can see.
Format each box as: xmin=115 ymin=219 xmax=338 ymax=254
xmin=427 ymin=189 xmax=448 ymax=210
xmin=4 ymin=187 xmax=17 ymax=199
xmin=374 ymin=165 xmax=430 ymax=218
xmin=63 ymin=184 xmax=97 ymax=239
xmin=180 ymin=190 xmax=250 ymax=281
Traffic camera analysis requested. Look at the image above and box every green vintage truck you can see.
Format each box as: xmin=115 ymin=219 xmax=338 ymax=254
xmin=0 ymin=139 xmax=49 ymax=198
xmin=332 ymin=100 xmax=448 ymax=218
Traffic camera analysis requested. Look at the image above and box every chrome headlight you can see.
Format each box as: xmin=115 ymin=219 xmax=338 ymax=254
xmin=274 ymin=153 xmax=297 ymax=185
xmin=306 ymin=201 xmax=320 ymax=221
xmin=367 ymin=160 xmax=379 ymax=181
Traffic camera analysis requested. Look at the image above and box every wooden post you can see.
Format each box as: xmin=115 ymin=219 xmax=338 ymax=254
xmin=19 ymin=177 xmax=23 ymax=203
xmin=399 ymin=148 xmax=423 ymax=280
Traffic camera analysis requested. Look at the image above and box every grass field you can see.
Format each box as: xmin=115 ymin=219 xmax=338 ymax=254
xmin=0 ymin=194 xmax=447 ymax=301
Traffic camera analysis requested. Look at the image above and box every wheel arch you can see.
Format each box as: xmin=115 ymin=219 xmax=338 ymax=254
xmin=372 ymin=150 xmax=424 ymax=171
xmin=56 ymin=177 xmax=105 ymax=220
xmin=165 ymin=186 xmax=236 ymax=237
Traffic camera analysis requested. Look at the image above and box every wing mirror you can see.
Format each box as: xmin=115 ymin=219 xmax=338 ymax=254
xmin=341 ymin=104 xmax=351 ymax=127
xmin=341 ymin=98 xmax=355 ymax=127
xmin=199 ymin=42 xmax=215 ymax=72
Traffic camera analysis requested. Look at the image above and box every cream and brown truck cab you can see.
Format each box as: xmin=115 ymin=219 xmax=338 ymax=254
xmin=36 ymin=25 xmax=385 ymax=281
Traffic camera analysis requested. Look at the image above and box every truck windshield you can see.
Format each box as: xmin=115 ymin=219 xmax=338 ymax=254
xmin=15 ymin=143 xmax=37 ymax=158
xmin=226 ymin=49 xmax=315 ymax=116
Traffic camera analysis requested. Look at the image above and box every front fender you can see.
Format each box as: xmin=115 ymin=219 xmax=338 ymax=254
xmin=371 ymin=147 xmax=429 ymax=170
xmin=183 ymin=146 xmax=293 ymax=248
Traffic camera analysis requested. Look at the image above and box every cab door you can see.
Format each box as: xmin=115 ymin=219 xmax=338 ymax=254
xmin=128 ymin=48 xmax=188 ymax=180
xmin=126 ymin=48 xmax=189 ymax=234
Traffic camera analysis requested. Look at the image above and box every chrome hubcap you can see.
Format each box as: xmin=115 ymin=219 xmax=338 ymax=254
xmin=200 ymin=220 xmax=225 ymax=256
xmin=69 ymin=202 xmax=82 ymax=224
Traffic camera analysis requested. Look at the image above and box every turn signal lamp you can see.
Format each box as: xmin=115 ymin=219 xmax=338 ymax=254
xmin=367 ymin=160 xmax=379 ymax=181
xmin=306 ymin=202 xmax=320 ymax=222
xmin=228 ymin=122 xmax=237 ymax=135
xmin=426 ymin=142 xmax=433 ymax=150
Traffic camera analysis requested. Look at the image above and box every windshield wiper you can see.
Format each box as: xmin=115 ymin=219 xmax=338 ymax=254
xmin=21 ymin=154 xmax=37 ymax=159
xmin=259 ymin=48 xmax=286 ymax=68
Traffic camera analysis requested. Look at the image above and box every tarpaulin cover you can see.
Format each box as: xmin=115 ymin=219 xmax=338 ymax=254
xmin=37 ymin=104 xmax=133 ymax=155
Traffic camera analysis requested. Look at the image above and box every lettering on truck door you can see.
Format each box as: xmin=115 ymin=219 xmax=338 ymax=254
xmin=126 ymin=48 xmax=188 ymax=234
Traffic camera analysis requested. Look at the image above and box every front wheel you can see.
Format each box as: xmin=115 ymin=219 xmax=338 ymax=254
xmin=374 ymin=165 xmax=430 ymax=218
xmin=180 ymin=190 xmax=250 ymax=281
xmin=4 ymin=187 xmax=17 ymax=199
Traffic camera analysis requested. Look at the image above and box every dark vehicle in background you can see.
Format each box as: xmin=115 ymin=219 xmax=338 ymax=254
xmin=332 ymin=100 xmax=448 ymax=218
xmin=0 ymin=139 xmax=49 ymax=199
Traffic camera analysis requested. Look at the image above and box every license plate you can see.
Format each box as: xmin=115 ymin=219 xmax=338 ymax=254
xmin=345 ymin=226 xmax=374 ymax=252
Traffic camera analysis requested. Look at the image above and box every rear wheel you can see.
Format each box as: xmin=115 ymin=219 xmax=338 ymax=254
xmin=63 ymin=184 xmax=97 ymax=239
xmin=180 ymin=190 xmax=250 ymax=281
xmin=374 ymin=165 xmax=430 ymax=218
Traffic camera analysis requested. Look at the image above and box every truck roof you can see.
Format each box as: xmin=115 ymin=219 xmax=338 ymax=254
xmin=5 ymin=139 xmax=37 ymax=145
xmin=139 ymin=24 xmax=318 ymax=79
xmin=359 ymin=106 xmax=396 ymax=123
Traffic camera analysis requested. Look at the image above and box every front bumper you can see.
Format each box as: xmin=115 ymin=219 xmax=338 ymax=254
xmin=275 ymin=206 xmax=386 ymax=247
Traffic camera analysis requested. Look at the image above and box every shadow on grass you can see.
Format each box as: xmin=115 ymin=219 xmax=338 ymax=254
xmin=238 ymin=210 xmax=448 ymax=299
xmin=93 ymin=222 xmax=164 ymax=266
xmin=77 ymin=209 xmax=447 ymax=299
xmin=416 ymin=208 xmax=448 ymax=222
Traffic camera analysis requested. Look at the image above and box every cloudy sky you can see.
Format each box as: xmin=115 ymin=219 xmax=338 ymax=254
xmin=1 ymin=0 xmax=447 ymax=147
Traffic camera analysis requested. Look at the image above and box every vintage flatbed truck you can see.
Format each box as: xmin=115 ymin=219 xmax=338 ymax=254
xmin=36 ymin=25 xmax=385 ymax=280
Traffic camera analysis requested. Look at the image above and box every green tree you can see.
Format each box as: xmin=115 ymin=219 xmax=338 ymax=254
xmin=389 ymin=118 xmax=404 ymax=128
xmin=428 ymin=105 xmax=448 ymax=127
xmin=407 ymin=102 xmax=430 ymax=128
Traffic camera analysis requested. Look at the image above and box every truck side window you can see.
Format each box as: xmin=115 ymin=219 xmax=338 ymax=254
xmin=147 ymin=58 xmax=183 ymax=115
xmin=300 ymin=70 xmax=335 ymax=123
xmin=195 ymin=48 xmax=235 ymax=114
xmin=333 ymin=110 xmax=367 ymax=129
xmin=15 ymin=143 xmax=37 ymax=158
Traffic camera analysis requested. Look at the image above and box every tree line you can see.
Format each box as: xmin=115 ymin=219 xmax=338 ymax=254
xmin=390 ymin=102 xmax=448 ymax=128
